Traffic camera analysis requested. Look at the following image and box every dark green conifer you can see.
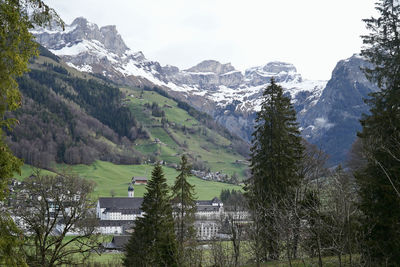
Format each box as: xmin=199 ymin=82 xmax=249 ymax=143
xmin=124 ymin=163 xmax=178 ymax=267
xmin=245 ymin=78 xmax=304 ymax=262
xmin=356 ymin=0 xmax=400 ymax=264
xmin=171 ymin=155 xmax=198 ymax=266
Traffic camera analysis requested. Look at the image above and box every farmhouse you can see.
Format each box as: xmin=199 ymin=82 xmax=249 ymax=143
xmin=103 ymin=235 xmax=131 ymax=251
xmin=131 ymin=176 xmax=148 ymax=185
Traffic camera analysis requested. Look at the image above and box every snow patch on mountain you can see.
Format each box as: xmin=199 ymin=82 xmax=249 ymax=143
xmin=50 ymin=39 xmax=119 ymax=64
xmin=66 ymin=62 xmax=93 ymax=72
xmin=31 ymin=24 xmax=77 ymax=35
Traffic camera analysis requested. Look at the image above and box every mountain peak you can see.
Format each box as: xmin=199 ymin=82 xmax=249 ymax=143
xmin=70 ymin=17 xmax=98 ymax=32
xmin=34 ymin=17 xmax=129 ymax=57
xmin=100 ymin=25 xmax=118 ymax=34
xmin=71 ymin=17 xmax=89 ymax=26
xmin=262 ymin=61 xmax=297 ymax=74
xmin=98 ymin=24 xmax=128 ymax=55
xmin=244 ymin=61 xmax=301 ymax=85
xmin=186 ymin=60 xmax=236 ymax=75
xmin=69 ymin=17 xmax=128 ymax=55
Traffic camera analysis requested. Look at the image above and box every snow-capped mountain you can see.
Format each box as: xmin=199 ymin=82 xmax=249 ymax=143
xmin=33 ymin=18 xmax=325 ymax=133
xmin=33 ymin=17 xmax=377 ymax=164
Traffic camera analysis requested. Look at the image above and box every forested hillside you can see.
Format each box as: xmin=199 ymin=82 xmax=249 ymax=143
xmin=7 ymin=55 xmax=141 ymax=168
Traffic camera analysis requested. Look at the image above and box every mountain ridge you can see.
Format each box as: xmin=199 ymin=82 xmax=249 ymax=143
xmin=32 ymin=17 xmax=378 ymax=164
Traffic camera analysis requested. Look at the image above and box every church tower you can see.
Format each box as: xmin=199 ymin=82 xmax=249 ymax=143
xmin=128 ymin=183 xmax=134 ymax=197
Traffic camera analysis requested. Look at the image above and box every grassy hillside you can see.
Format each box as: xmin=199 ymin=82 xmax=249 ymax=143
xmin=16 ymin=161 xmax=242 ymax=200
xmin=122 ymin=87 xmax=249 ymax=178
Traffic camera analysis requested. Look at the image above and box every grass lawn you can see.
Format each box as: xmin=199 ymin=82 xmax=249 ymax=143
xmin=14 ymin=161 xmax=242 ymax=200
xmin=86 ymin=253 xmax=123 ymax=265
xmin=14 ymin=164 xmax=56 ymax=178
xmin=54 ymin=236 xmax=123 ymax=266
xmin=30 ymin=234 xmax=360 ymax=267
xmin=244 ymin=254 xmax=360 ymax=267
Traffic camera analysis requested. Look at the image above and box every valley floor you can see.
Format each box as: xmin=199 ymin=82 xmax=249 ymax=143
xmin=14 ymin=160 xmax=242 ymax=200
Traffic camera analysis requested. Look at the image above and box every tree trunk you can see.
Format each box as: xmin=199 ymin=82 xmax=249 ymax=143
xmin=317 ymin=234 xmax=323 ymax=267
xmin=286 ymin=232 xmax=293 ymax=267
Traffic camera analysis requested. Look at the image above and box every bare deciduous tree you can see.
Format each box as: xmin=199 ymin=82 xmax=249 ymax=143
xmin=10 ymin=171 xmax=100 ymax=267
xmin=325 ymin=167 xmax=359 ymax=266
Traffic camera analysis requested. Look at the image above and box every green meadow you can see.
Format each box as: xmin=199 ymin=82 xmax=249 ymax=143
xmin=16 ymin=161 xmax=242 ymax=200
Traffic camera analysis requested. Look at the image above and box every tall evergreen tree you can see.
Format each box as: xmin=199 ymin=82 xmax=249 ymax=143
xmin=245 ymin=78 xmax=304 ymax=263
xmin=356 ymin=0 xmax=400 ymax=264
xmin=124 ymin=163 xmax=178 ymax=267
xmin=171 ymin=155 xmax=198 ymax=266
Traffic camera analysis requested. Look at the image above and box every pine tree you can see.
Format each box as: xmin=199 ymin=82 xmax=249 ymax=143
xmin=124 ymin=163 xmax=178 ymax=267
xmin=245 ymin=78 xmax=304 ymax=262
xmin=171 ymin=155 xmax=198 ymax=266
xmin=356 ymin=0 xmax=400 ymax=264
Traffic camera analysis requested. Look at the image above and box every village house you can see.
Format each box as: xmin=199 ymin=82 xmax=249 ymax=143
xmin=131 ymin=176 xmax=148 ymax=185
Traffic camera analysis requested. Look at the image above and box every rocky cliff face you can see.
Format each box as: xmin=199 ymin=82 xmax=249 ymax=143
xmin=170 ymin=60 xmax=244 ymax=90
xmin=299 ymin=55 xmax=378 ymax=163
xmin=33 ymin=17 xmax=378 ymax=165
xmin=34 ymin=17 xmax=128 ymax=55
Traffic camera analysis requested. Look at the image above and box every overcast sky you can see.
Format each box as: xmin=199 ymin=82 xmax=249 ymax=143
xmin=44 ymin=0 xmax=377 ymax=80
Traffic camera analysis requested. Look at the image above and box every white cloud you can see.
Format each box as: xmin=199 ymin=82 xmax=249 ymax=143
xmin=315 ymin=117 xmax=335 ymax=130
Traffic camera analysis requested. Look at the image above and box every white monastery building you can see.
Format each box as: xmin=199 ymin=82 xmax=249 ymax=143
xmin=96 ymin=182 xmax=231 ymax=239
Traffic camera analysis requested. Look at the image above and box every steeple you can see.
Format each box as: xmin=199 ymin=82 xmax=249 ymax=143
xmin=128 ymin=183 xmax=134 ymax=198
